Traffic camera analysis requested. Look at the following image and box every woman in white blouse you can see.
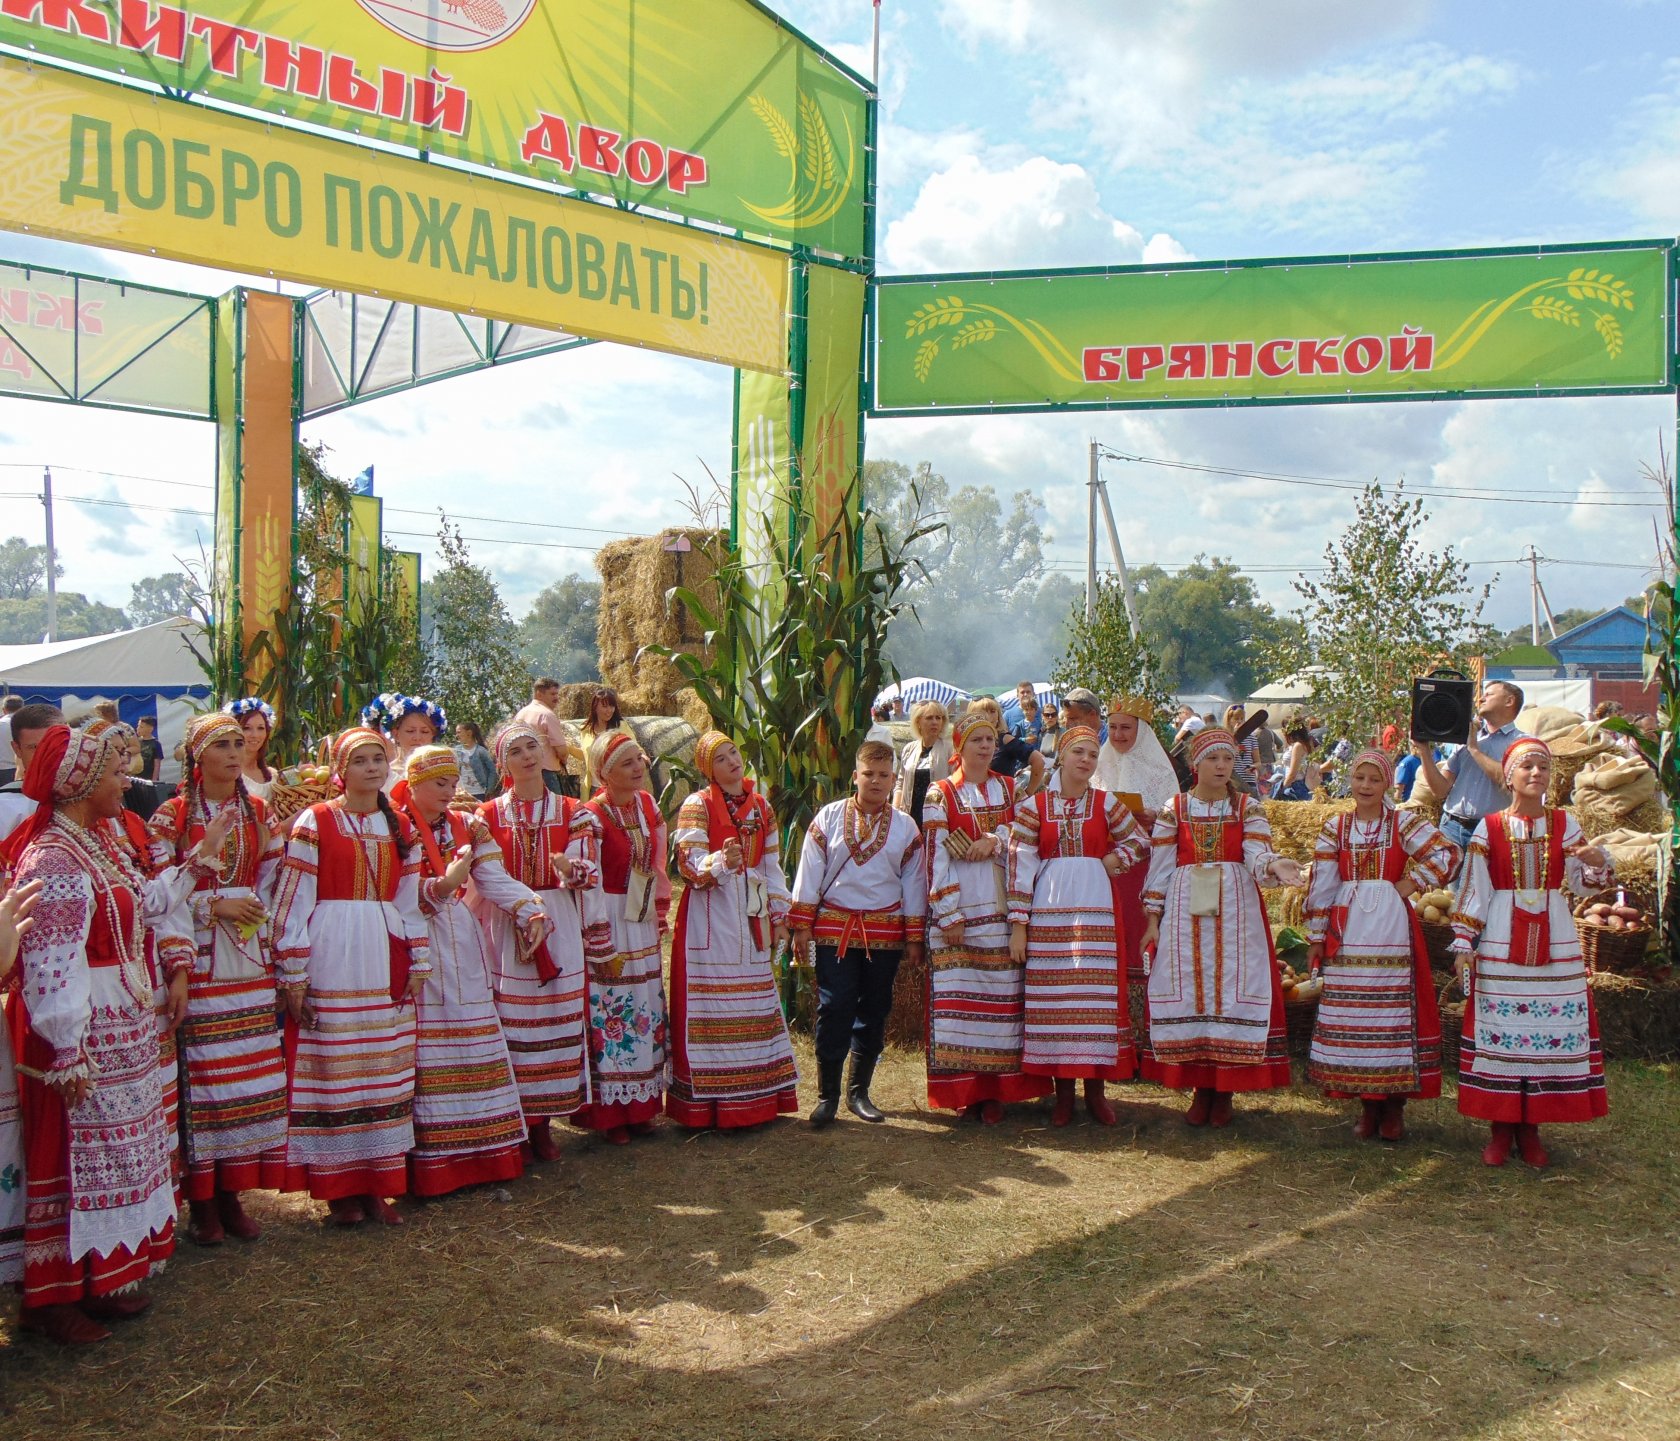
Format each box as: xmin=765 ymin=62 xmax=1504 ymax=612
xmin=892 ymin=700 xmax=953 ymax=823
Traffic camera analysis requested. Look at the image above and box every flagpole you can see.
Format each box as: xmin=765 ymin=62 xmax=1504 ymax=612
xmin=872 ymin=0 xmax=880 ymax=88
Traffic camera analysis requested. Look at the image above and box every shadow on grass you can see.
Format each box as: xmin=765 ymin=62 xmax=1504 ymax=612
xmin=1 ymin=1061 xmax=1676 ymax=1441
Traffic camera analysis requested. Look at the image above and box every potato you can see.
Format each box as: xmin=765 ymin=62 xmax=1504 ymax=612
xmin=1610 ymin=904 xmax=1641 ymax=921
xmin=1421 ymin=904 xmax=1442 ymax=923
xmin=1605 ymin=915 xmax=1625 ymax=931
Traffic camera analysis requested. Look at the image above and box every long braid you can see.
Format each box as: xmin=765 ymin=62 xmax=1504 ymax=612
xmin=375 ymin=789 xmax=414 ymax=862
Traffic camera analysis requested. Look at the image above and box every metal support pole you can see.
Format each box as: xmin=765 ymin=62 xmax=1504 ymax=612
xmin=1095 ymin=476 xmax=1140 ymax=632
xmin=1528 ymin=544 xmax=1540 ymax=645
xmin=1085 ymin=439 xmax=1098 ymax=620
xmin=871 ymin=0 xmax=880 ymax=87
xmin=41 ymin=466 xmax=57 ymax=642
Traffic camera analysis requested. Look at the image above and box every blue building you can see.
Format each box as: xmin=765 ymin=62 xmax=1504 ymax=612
xmin=1545 ymin=605 xmax=1649 ymax=679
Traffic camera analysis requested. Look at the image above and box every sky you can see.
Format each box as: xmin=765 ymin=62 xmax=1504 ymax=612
xmin=1 ymin=0 xmax=1677 ymax=640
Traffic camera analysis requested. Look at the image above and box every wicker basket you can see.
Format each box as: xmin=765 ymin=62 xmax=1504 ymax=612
xmin=1418 ymin=917 xmax=1459 ymax=976
xmin=1574 ymin=889 xmax=1657 ymax=976
xmin=1283 ymin=989 xmax=1320 ymax=1058
xmin=266 ymin=740 xmax=335 ymax=823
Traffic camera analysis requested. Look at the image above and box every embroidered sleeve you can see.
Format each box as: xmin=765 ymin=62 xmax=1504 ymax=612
xmin=14 ymin=843 xmax=95 ymax=1072
xmin=1396 ymin=808 xmax=1458 ymax=892
xmin=565 ymin=806 xmax=601 ymax=885
xmin=1304 ymin=819 xmax=1341 ymax=943
xmin=466 ymin=815 xmax=544 ymax=923
xmin=673 ymin=792 xmax=723 ymax=887
xmin=786 ymin=813 xmax=830 ymax=928
xmin=758 ymin=809 xmax=791 ymax=922
xmin=395 ymin=843 xmax=433 ymax=976
xmin=898 ymin=818 xmax=927 ymax=923
xmin=1005 ymin=795 xmax=1041 ymax=924
xmin=1142 ymin=800 xmax=1180 ymax=916
xmin=145 ymin=797 xmax=185 ymax=874
xmin=924 ymin=785 xmax=964 ymax=929
xmin=270 ymin=805 xmax=321 ymax=988
xmin=1449 ymin=821 xmax=1492 ymax=949
xmin=1106 ymin=793 xmax=1149 ymax=873
xmin=1560 ymin=811 xmax=1613 ymax=894
xmin=1241 ymin=803 xmax=1288 ymax=885
xmin=652 ymin=810 xmax=672 ymax=931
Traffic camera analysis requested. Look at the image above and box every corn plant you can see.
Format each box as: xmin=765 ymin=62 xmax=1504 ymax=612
xmin=645 ymin=470 xmax=942 ymax=852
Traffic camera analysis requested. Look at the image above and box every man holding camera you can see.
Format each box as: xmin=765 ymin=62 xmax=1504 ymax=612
xmin=1411 ymin=680 xmax=1525 ymax=864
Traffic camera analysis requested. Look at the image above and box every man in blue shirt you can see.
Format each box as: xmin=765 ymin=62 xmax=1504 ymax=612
xmin=1412 ymin=680 xmax=1525 ymax=868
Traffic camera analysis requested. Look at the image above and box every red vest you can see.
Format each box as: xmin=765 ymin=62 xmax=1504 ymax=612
xmin=1173 ymin=793 xmax=1247 ymax=865
xmin=1034 ymin=788 xmax=1111 ymax=859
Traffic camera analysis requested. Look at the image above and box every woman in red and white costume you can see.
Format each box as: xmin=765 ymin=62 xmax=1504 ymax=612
xmin=473 ymin=724 xmax=605 ymax=1161
xmin=0 ymin=871 xmax=42 ymax=1296
xmin=1138 ymin=727 xmax=1302 ymax=1129
xmin=1449 ymin=736 xmax=1611 ymax=1169
xmin=577 ymin=731 xmax=670 ymax=1145
xmin=5 ymin=725 xmax=227 ymax=1344
xmin=924 ymin=713 xmax=1047 ymax=1124
xmin=667 ymin=731 xmax=797 ymax=1130
xmin=392 ymin=745 xmax=545 ymax=1195
xmin=147 ymin=712 xmax=288 ymax=1244
xmin=1007 ymin=726 xmax=1149 ymax=1127
xmin=270 ymin=727 xmax=430 ymax=1227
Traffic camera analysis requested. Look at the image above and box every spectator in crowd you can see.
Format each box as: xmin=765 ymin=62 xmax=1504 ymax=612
xmin=92 ymin=700 xmax=119 ymax=725
xmin=579 ymin=686 xmax=636 ymax=796
xmin=967 ymin=698 xmax=1044 ymax=794
xmin=1591 ymin=699 xmax=1622 ymax=722
xmin=892 ymin=699 xmax=953 ymax=823
xmin=1412 ymin=680 xmax=1526 ymax=861
xmin=1393 ymin=745 xmax=1424 ymax=802
xmin=1254 ymin=714 xmax=1278 ymax=780
xmin=134 ymin=715 xmax=164 ymax=782
xmin=1380 ymin=720 xmax=1401 ymax=752
xmin=1061 ymin=689 xmax=1103 ymax=735
xmin=512 ymin=678 xmax=585 ymax=799
xmin=1013 ymin=682 xmax=1045 ymax=748
xmin=1273 ymin=721 xmax=1315 ymax=800
xmin=0 ymin=702 xmax=65 ymax=842
xmin=454 ymin=720 xmax=499 ymax=799
xmin=1037 ymin=704 xmax=1063 ymax=756
xmin=1171 ymin=705 xmax=1204 ymax=744
xmin=865 ymin=704 xmax=895 ymax=748
xmin=890 ymin=697 xmax=907 ymax=720
xmin=1223 ymin=703 xmax=1261 ymax=796
xmin=0 ymin=695 xmax=20 ymax=785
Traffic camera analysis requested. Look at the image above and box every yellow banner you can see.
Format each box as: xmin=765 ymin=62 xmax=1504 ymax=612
xmin=346 ymin=493 xmax=383 ymax=622
xmin=0 ymin=59 xmax=791 ymax=375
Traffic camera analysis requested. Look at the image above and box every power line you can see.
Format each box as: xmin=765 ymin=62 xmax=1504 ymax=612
xmin=1097 ymin=448 xmax=1666 ymax=508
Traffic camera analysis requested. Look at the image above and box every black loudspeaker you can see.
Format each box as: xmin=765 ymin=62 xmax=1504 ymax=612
xmin=1410 ymin=670 xmax=1474 ymax=745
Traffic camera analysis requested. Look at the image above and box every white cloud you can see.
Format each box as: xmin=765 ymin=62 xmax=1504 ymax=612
xmin=884 ymin=151 xmax=1188 ymax=271
xmin=1581 ymin=59 xmax=1680 ymax=231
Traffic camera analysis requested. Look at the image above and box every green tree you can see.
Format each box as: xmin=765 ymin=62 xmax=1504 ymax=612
xmin=1132 ymin=556 xmax=1298 ymax=696
xmin=1051 ymin=576 xmax=1174 ymax=724
xmin=862 ymin=458 xmax=1061 ymax=684
xmin=424 ymin=517 xmax=531 ymax=733
xmin=1269 ymin=480 xmax=1494 ymax=747
xmin=0 ymin=536 xmax=60 ymax=600
xmin=127 ymin=571 xmax=195 ymax=626
xmin=0 ymin=593 xmax=128 ymax=643
xmin=520 ymin=575 xmax=601 ymax=682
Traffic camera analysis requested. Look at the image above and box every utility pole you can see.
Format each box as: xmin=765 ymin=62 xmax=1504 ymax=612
xmin=1085 ymin=439 xmax=1098 ymax=619
xmin=1095 ymin=474 xmax=1140 ymax=631
xmin=1526 ymin=544 xmax=1558 ymax=643
xmin=41 ymin=465 xmax=57 ymax=643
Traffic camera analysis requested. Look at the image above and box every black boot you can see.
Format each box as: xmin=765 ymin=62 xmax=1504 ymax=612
xmin=809 ymin=1058 xmax=844 ymax=1128
xmin=846 ymin=1052 xmax=886 ymax=1123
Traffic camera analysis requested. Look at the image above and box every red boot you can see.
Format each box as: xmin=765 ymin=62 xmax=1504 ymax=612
xmin=1185 ymin=1088 xmax=1213 ymax=1127
xmin=79 ymin=1290 xmax=151 ymax=1321
xmin=1482 ymin=1122 xmax=1515 ymax=1167
xmin=528 ymin=1120 xmax=560 ymax=1163
xmin=363 ymin=1195 xmax=405 ymax=1227
xmin=1050 ymin=1079 xmax=1077 ymax=1128
xmin=217 ymin=1190 xmax=261 ymax=1241
xmin=1084 ymin=1080 xmax=1117 ymax=1126
xmin=604 ymin=1125 xmax=631 ymax=1146
xmin=1353 ymin=1101 xmax=1381 ymax=1140
xmin=1378 ymin=1099 xmax=1406 ymax=1143
xmin=18 ymin=1304 xmax=110 ymax=1345
xmin=1515 ymin=1123 xmax=1549 ymax=1169
xmin=1208 ymin=1092 xmax=1234 ymax=1128
xmin=188 ymin=1197 xmax=225 ymax=1246
xmin=326 ymin=1196 xmax=366 ymax=1227
xmin=978 ymin=1100 xmax=1004 ymax=1125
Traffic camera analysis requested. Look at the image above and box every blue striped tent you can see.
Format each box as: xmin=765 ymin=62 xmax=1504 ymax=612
xmin=873 ymin=676 xmax=970 ymax=711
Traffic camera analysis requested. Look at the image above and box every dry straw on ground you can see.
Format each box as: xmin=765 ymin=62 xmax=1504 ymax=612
xmin=4 ymin=1050 xmax=1676 ymax=1441
xmin=594 ymin=528 xmax=719 ymax=716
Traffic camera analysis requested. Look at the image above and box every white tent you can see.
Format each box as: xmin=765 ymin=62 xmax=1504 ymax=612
xmin=1247 ymin=666 xmax=1337 ymax=711
xmin=0 ymin=618 xmax=210 ymax=782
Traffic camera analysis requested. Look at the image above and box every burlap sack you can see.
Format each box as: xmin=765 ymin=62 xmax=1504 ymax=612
xmin=1572 ymin=754 xmax=1666 ymax=839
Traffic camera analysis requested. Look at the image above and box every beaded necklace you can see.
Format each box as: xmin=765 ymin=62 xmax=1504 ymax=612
xmin=1183 ymin=792 xmax=1233 ymax=864
xmin=194 ymin=790 xmax=251 ymax=888
xmin=509 ymin=790 xmax=553 ymax=887
xmin=1505 ymin=809 xmax=1550 ymax=891
xmin=47 ymin=814 xmax=152 ymax=1010
xmin=1344 ymin=810 xmax=1393 ymax=883
xmin=599 ymin=792 xmax=654 ymax=872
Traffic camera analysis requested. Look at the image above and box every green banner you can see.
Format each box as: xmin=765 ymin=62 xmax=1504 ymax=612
xmin=346 ymin=494 xmax=383 ymax=621
xmin=800 ymin=264 xmax=865 ymax=535
xmin=875 ymin=245 xmax=1674 ymax=413
xmin=733 ymin=364 xmax=792 ymax=617
xmin=0 ymin=260 xmax=211 ymax=416
xmin=0 ymin=0 xmax=869 ymax=260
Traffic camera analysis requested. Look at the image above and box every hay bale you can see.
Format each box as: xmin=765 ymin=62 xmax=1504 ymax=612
xmin=552 ymin=682 xmax=596 ymax=720
xmin=1262 ymin=797 xmax=1353 ymax=863
xmin=594 ymin=528 xmax=720 ymax=716
xmin=673 ymin=687 xmax=715 ymax=736
xmin=1400 ymin=786 xmax=1444 ymax=826
xmin=626 ymin=715 xmax=698 ymax=802
xmin=1518 ymin=704 xmax=1584 ymax=740
xmin=886 ymin=945 xmax=927 ymax=1048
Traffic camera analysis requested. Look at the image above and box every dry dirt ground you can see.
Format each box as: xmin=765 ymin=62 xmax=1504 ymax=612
xmin=1 ymin=1051 xmax=1675 ymax=1441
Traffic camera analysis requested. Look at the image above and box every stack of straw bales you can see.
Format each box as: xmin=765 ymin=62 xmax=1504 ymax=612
xmin=594 ymin=528 xmax=720 ymax=719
